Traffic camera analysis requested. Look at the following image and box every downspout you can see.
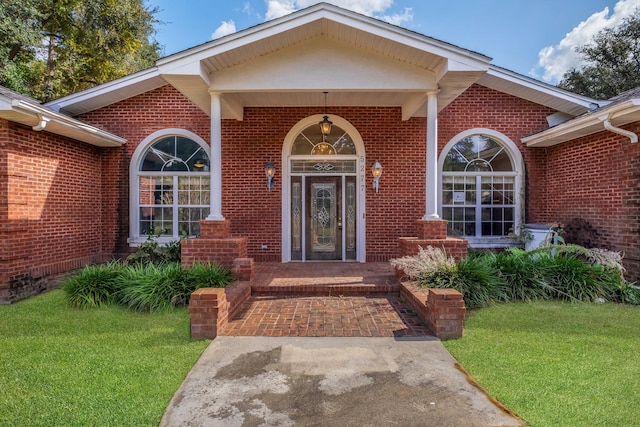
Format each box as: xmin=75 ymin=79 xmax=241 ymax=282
xmin=603 ymin=114 xmax=638 ymax=143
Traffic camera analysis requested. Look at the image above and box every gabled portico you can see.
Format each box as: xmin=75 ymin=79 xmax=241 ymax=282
xmin=153 ymin=3 xmax=491 ymax=264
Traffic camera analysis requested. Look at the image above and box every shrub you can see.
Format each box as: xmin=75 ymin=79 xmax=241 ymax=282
xmin=126 ymin=233 xmax=183 ymax=265
xmin=62 ymin=261 xmax=127 ymax=308
xmin=494 ymin=248 xmax=552 ymax=302
xmin=392 ymin=244 xmax=639 ymax=308
xmin=390 ymin=246 xmax=456 ymax=280
xmin=63 ymin=261 xmax=232 ymax=312
xmin=423 ymin=251 xmax=507 ymax=308
xmin=183 ymin=262 xmax=232 ymax=288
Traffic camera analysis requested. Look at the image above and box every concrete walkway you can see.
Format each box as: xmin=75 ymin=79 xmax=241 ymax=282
xmin=161 ymin=336 xmax=523 ymax=427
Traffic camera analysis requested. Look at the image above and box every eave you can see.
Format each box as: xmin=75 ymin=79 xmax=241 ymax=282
xmin=522 ymin=99 xmax=640 ymax=147
xmin=1 ymin=95 xmax=126 ymax=147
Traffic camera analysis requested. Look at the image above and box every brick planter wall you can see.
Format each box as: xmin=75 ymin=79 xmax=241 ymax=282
xmin=188 ymin=281 xmax=251 ymax=339
xmin=400 ymin=281 xmax=466 ymax=340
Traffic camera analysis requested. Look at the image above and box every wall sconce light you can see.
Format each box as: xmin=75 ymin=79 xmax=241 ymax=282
xmin=265 ymin=160 xmax=276 ymax=191
xmin=371 ymin=160 xmax=383 ymax=193
xmin=319 ymin=91 xmax=333 ymax=136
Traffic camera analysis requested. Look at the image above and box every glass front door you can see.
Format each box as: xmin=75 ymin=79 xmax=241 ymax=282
xmin=307 ymin=177 xmax=341 ymax=260
xmin=291 ymin=175 xmax=356 ymax=261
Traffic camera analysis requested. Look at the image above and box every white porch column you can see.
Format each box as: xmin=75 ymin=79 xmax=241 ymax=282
xmin=207 ymin=91 xmax=225 ymax=220
xmin=423 ymin=90 xmax=440 ymax=220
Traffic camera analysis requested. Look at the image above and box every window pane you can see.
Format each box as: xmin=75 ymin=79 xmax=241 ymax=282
xmin=140 ymin=136 xmax=209 ymax=172
xmin=178 ymin=207 xmax=209 ymax=237
xmin=140 ymin=207 xmax=173 ymax=236
xmin=291 ymin=124 xmax=356 ymax=155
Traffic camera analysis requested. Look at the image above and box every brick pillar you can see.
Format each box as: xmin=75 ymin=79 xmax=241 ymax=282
xmin=416 ymin=219 xmax=448 ymax=239
xmin=425 ymin=288 xmax=466 ymax=340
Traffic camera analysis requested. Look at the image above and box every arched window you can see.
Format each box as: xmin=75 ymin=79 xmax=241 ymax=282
xmin=130 ymin=131 xmax=210 ymax=244
xmin=440 ymin=131 xmax=522 ymax=245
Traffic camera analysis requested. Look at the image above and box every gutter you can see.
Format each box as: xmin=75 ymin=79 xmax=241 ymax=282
xmin=8 ymin=99 xmax=126 ymax=147
xmin=522 ymin=98 xmax=640 ymax=147
xmin=603 ymin=113 xmax=638 ymax=143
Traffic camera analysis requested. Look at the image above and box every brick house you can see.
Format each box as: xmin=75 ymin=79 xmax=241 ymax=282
xmin=2 ymin=3 xmax=639 ymax=303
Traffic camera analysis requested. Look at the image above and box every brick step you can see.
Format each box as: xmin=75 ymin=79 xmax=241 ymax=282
xmin=251 ymin=283 xmax=400 ymax=296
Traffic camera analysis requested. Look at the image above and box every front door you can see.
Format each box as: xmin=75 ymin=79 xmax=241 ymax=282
xmin=290 ymin=174 xmax=357 ymax=261
xmin=306 ymin=176 xmax=342 ymax=260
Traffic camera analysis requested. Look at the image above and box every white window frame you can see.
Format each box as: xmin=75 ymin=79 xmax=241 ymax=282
xmin=438 ymin=128 xmax=524 ymax=248
xmin=128 ymin=129 xmax=211 ymax=246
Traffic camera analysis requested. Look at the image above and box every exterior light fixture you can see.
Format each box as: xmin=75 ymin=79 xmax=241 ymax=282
xmin=371 ymin=160 xmax=383 ymax=192
xmin=319 ymin=91 xmax=333 ymax=136
xmin=265 ymin=160 xmax=276 ymax=191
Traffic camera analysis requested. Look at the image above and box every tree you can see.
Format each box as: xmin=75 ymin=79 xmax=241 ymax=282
xmin=0 ymin=0 xmax=161 ymax=102
xmin=558 ymin=8 xmax=640 ymax=100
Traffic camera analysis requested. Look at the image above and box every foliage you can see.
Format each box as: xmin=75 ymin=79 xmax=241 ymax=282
xmin=126 ymin=232 xmax=183 ymax=264
xmin=0 ymin=290 xmax=209 ymax=426
xmin=62 ymin=260 xmax=126 ymax=308
xmin=0 ymin=0 xmax=161 ymax=102
xmin=62 ymin=261 xmax=232 ymax=312
xmin=424 ymin=251 xmax=507 ymax=308
xmin=390 ymin=245 xmax=456 ymax=280
xmin=444 ymin=301 xmax=640 ymax=427
xmin=392 ymin=244 xmax=639 ymax=308
xmin=558 ymin=8 xmax=640 ymax=99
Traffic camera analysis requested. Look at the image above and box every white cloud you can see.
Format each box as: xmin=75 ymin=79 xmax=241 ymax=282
xmin=379 ymin=7 xmax=413 ymax=26
xmin=211 ymin=20 xmax=237 ymax=39
xmin=535 ymin=0 xmax=640 ymax=83
xmin=264 ymin=0 xmax=411 ymax=25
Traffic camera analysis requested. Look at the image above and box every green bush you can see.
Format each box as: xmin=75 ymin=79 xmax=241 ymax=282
xmin=422 ymin=251 xmax=507 ymax=308
xmin=494 ymin=248 xmax=551 ymax=302
xmin=62 ymin=261 xmax=127 ymax=308
xmin=183 ymin=262 xmax=233 ymax=288
xmin=63 ymin=261 xmax=232 ymax=312
xmin=393 ymin=244 xmax=639 ymax=308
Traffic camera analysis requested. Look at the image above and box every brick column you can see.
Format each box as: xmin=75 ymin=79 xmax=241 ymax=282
xmin=425 ymin=288 xmax=466 ymax=340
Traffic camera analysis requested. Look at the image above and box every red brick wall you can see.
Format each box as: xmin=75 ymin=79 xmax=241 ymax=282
xmin=543 ymin=123 xmax=640 ymax=279
xmin=0 ymin=119 xmax=105 ymax=303
xmin=79 ymin=85 xmax=211 ymax=255
xmin=439 ymin=85 xmax=554 ymax=223
xmin=79 ymin=84 xmax=556 ymax=263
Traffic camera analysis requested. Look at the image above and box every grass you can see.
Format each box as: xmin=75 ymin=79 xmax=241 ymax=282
xmin=0 ymin=290 xmax=209 ymax=426
xmin=443 ymin=301 xmax=640 ymax=427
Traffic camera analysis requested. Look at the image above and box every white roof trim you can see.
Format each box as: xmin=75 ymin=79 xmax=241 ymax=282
xmin=522 ymin=99 xmax=640 ymax=147
xmin=1 ymin=94 xmax=126 ymax=147
xmin=478 ymin=66 xmax=606 ymax=116
xmin=45 ymin=67 xmax=166 ymax=116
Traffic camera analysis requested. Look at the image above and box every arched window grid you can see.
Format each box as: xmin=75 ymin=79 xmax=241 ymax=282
xmin=130 ymin=131 xmax=211 ymax=244
xmin=439 ymin=131 xmax=522 ymax=244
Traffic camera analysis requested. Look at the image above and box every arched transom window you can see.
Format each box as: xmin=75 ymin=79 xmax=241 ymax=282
xmin=441 ymin=134 xmax=517 ymax=240
xmin=136 ymin=135 xmax=210 ymax=239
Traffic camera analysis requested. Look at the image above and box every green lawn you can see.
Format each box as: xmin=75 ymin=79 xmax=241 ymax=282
xmin=0 ymin=290 xmax=209 ymax=426
xmin=443 ymin=301 xmax=640 ymax=427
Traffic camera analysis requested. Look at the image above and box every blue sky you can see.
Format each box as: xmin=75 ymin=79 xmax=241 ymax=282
xmin=147 ymin=0 xmax=640 ymax=84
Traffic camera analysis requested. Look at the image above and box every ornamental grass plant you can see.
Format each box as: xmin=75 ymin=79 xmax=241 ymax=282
xmin=62 ymin=261 xmax=232 ymax=312
xmin=391 ymin=244 xmax=640 ymax=308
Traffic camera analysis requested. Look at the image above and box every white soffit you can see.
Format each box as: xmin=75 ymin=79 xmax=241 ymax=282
xmin=45 ymin=68 xmax=167 ymax=116
xmin=478 ymin=66 xmax=603 ymax=116
xmin=1 ymin=94 xmax=126 ymax=147
xmin=522 ymin=99 xmax=640 ymax=147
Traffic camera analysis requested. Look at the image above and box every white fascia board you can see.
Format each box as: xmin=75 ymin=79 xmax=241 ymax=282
xmin=45 ymin=67 xmax=165 ymax=114
xmin=522 ymin=99 xmax=640 ymax=147
xmin=158 ymin=4 xmax=491 ymax=75
xmin=5 ymin=98 xmax=126 ymax=147
xmin=484 ymin=66 xmax=606 ymax=111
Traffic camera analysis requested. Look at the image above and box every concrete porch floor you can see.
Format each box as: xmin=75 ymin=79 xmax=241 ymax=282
xmin=220 ymin=262 xmax=433 ymax=337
